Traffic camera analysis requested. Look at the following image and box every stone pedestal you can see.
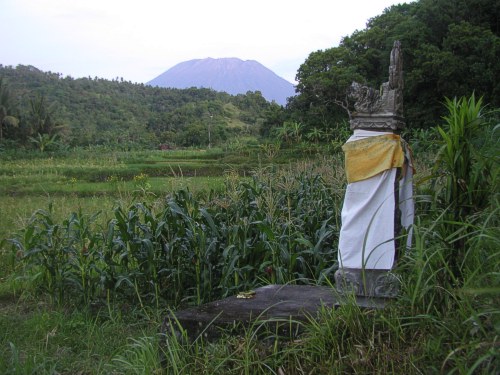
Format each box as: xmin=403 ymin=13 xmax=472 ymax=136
xmin=349 ymin=113 xmax=405 ymax=132
xmin=162 ymin=284 xmax=387 ymax=342
xmin=334 ymin=268 xmax=400 ymax=298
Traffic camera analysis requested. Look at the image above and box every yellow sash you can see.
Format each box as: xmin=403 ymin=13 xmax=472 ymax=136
xmin=342 ymin=134 xmax=405 ymax=183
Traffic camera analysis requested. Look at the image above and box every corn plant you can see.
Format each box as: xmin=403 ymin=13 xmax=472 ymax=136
xmin=432 ymin=94 xmax=496 ymax=282
xmin=10 ymin=161 xmax=343 ymax=308
xmin=434 ymin=94 xmax=491 ymax=218
xmin=9 ymin=205 xmax=104 ymax=304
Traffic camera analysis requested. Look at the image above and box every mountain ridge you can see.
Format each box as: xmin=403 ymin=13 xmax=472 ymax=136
xmin=147 ymin=57 xmax=295 ymax=106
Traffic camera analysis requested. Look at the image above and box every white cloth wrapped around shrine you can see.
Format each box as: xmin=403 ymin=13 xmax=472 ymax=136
xmin=337 ymin=129 xmax=414 ymax=270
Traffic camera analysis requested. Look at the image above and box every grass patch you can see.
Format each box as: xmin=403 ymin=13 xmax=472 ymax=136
xmin=0 ymin=176 xmax=227 ymax=196
xmin=0 ymin=295 xmax=158 ymax=374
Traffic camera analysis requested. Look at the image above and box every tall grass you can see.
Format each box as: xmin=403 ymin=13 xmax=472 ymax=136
xmin=434 ymin=94 xmax=492 ymax=218
xmin=395 ymin=94 xmax=500 ymax=372
xmin=431 ymin=94 xmax=497 ymax=283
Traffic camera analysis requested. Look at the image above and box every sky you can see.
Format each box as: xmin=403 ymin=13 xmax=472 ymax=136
xmin=1 ymin=0 xmax=408 ymax=84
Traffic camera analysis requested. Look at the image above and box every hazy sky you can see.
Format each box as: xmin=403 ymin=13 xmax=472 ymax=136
xmin=1 ymin=0 xmax=408 ymax=84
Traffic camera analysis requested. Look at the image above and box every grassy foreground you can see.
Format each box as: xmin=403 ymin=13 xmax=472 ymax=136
xmin=0 ymin=112 xmax=499 ymax=373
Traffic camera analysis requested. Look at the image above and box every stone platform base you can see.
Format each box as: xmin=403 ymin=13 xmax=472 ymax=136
xmin=334 ymin=268 xmax=400 ymax=298
xmin=162 ymin=284 xmax=387 ymax=341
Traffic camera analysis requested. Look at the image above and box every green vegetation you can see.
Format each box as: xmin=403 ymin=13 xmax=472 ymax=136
xmin=289 ymin=0 xmax=500 ymax=134
xmin=0 ymin=67 xmax=278 ymax=150
xmin=1 ymin=0 xmax=499 ymax=372
xmin=2 ymin=0 xmax=499 ymax=154
xmin=10 ymin=165 xmax=340 ymax=304
xmin=0 ymin=94 xmax=498 ymax=373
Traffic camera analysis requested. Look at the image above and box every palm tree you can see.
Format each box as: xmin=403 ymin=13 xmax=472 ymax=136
xmin=28 ymin=93 xmax=67 ymax=138
xmin=29 ymin=94 xmax=53 ymax=135
xmin=0 ymin=78 xmax=19 ymax=141
xmin=29 ymin=132 xmax=59 ymax=153
xmin=289 ymin=121 xmax=304 ymax=142
xmin=274 ymin=122 xmax=293 ymax=144
xmin=306 ymin=127 xmax=324 ymax=144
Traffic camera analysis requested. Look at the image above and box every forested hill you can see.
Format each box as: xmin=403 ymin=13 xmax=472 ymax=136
xmin=0 ymin=64 xmax=279 ymax=148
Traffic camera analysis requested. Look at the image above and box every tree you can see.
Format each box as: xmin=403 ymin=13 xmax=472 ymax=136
xmin=439 ymin=22 xmax=500 ymax=101
xmin=0 ymin=78 xmax=19 ymax=141
xmin=295 ymin=47 xmax=364 ymax=116
xmin=259 ymin=102 xmax=287 ymax=138
xmin=292 ymin=0 xmax=500 ymax=130
xmin=29 ymin=132 xmax=59 ymax=153
xmin=28 ymin=94 xmax=58 ymax=135
xmin=289 ymin=46 xmax=365 ymax=137
xmin=289 ymin=121 xmax=303 ymax=142
xmin=273 ymin=121 xmax=293 ymax=144
xmin=305 ymin=127 xmax=325 ymax=144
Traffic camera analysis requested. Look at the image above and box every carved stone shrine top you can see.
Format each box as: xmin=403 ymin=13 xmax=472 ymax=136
xmin=349 ymin=41 xmax=405 ymax=132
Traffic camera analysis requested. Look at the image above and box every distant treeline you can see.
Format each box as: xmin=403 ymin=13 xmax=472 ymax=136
xmin=0 ymin=65 xmax=280 ymax=149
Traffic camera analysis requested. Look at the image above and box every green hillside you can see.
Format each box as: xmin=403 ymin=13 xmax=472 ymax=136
xmin=0 ymin=65 xmax=280 ymax=149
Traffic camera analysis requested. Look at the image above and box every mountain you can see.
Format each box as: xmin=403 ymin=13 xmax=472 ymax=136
xmin=147 ymin=58 xmax=295 ymax=106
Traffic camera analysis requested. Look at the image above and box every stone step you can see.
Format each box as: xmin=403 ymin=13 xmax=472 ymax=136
xmin=162 ymin=284 xmax=388 ymax=342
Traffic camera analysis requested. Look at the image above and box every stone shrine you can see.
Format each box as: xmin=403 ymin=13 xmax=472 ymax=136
xmin=334 ymin=41 xmax=414 ymax=298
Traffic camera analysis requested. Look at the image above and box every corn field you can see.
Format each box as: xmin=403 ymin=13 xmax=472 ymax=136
xmin=9 ymin=162 xmax=344 ymax=308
